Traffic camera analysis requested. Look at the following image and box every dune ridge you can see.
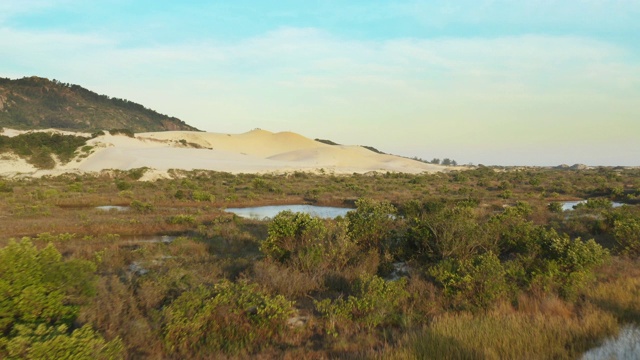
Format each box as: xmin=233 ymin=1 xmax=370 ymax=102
xmin=0 ymin=129 xmax=449 ymax=178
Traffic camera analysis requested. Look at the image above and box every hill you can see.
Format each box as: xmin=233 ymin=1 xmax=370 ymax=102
xmin=0 ymin=128 xmax=451 ymax=178
xmin=0 ymin=76 xmax=198 ymax=132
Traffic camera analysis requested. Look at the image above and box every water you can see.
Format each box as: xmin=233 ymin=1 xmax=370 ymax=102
xmin=560 ymin=200 xmax=624 ymax=211
xmin=225 ymin=205 xmax=353 ymax=220
xmin=95 ymin=205 xmax=130 ymax=211
xmin=121 ymin=235 xmax=177 ymax=244
xmin=582 ymin=325 xmax=640 ymax=360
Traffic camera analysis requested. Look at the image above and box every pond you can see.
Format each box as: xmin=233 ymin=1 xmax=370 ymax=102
xmin=560 ymin=200 xmax=624 ymax=211
xmin=95 ymin=205 xmax=130 ymax=211
xmin=582 ymin=325 xmax=640 ymax=359
xmin=225 ymin=205 xmax=353 ymax=220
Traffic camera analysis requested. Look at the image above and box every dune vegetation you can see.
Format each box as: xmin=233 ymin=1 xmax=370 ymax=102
xmin=0 ymin=166 xmax=639 ymax=358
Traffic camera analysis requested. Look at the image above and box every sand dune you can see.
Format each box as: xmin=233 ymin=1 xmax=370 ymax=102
xmin=0 ymin=129 xmax=450 ymax=177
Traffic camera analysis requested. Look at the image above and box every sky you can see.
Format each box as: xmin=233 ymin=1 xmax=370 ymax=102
xmin=1 ymin=0 xmax=639 ymax=166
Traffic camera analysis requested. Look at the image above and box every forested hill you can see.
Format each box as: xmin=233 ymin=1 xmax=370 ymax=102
xmin=0 ymin=76 xmax=199 ymax=132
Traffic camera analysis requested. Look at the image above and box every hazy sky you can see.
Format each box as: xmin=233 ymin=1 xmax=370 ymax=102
xmin=1 ymin=1 xmax=639 ymax=166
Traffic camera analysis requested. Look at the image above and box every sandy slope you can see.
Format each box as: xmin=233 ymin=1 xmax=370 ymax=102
xmin=0 ymin=129 xmax=449 ymax=177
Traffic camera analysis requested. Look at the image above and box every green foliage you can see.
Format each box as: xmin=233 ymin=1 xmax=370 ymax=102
xmin=108 ymin=128 xmax=135 ymax=137
xmin=523 ymin=230 xmax=608 ymax=299
xmin=613 ymin=217 xmax=640 ymax=257
xmin=261 ymin=211 xmax=327 ymax=265
xmin=114 ymin=179 xmax=131 ymax=191
xmin=0 ymin=132 xmax=87 ymax=168
xmin=316 ymin=274 xmax=407 ymax=335
xmin=191 ymin=190 xmax=214 ymax=202
xmin=0 ymin=180 xmax=13 ymax=193
xmin=548 ymin=201 xmax=563 ymax=213
xmin=127 ymin=167 xmax=148 ymax=180
xmin=0 ymin=324 xmax=123 ymax=360
xmin=162 ymin=280 xmax=294 ymax=356
xmin=0 ymin=239 xmax=117 ymax=359
xmin=430 ymin=251 xmax=507 ymax=310
xmin=346 ymin=198 xmax=396 ymax=250
xmin=167 ymin=214 xmax=195 ymax=225
xmin=405 ymin=205 xmax=486 ymax=263
xmin=130 ymin=200 xmax=153 ymax=213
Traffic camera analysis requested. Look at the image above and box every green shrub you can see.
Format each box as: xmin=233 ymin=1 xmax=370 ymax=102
xmin=315 ymin=274 xmax=408 ymax=335
xmin=532 ymin=230 xmax=609 ymax=299
xmin=192 ymin=190 xmax=214 ymax=202
xmin=115 ymin=179 xmax=131 ymax=191
xmin=130 ymin=200 xmax=154 ymax=213
xmin=405 ymin=205 xmax=485 ymax=263
xmin=346 ymin=198 xmax=396 ymax=251
xmin=0 ymin=324 xmax=123 ymax=360
xmin=548 ymin=202 xmax=563 ymax=213
xmin=261 ymin=211 xmax=327 ymax=265
xmin=162 ymin=280 xmax=294 ymax=356
xmin=613 ymin=217 xmax=640 ymax=257
xmin=429 ymin=251 xmax=507 ymax=310
xmin=108 ymin=128 xmax=135 ymax=137
xmin=167 ymin=214 xmax=195 ymax=225
xmin=0 ymin=181 xmax=13 ymax=193
xmin=0 ymin=239 xmax=120 ymax=359
xmin=127 ymin=167 xmax=148 ymax=180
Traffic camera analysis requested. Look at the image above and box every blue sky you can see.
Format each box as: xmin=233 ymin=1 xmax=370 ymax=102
xmin=1 ymin=0 xmax=639 ymax=165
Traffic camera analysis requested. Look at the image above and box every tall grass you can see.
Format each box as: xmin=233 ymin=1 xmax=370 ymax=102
xmin=382 ymin=304 xmax=617 ymax=360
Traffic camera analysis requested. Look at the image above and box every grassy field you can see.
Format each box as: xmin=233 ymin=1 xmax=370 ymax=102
xmin=0 ymin=167 xmax=639 ymax=359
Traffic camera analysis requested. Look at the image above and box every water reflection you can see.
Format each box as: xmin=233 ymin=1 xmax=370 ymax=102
xmin=560 ymin=201 xmax=624 ymax=211
xmin=582 ymin=326 xmax=640 ymax=360
xmin=225 ymin=205 xmax=353 ymax=220
xmin=96 ymin=205 xmax=130 ymax=211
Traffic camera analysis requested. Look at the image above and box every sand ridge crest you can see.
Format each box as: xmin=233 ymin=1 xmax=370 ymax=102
xmin=1 ymin=128 xmax=450 ymax=177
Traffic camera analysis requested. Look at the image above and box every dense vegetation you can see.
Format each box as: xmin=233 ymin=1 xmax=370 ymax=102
xmin=0 ymin=76 xmax=197 ymax=132
xmin=0 ymin=167 xmax=639 ymax=358
xmin=0 ymin=132 xmax=90 ymax=169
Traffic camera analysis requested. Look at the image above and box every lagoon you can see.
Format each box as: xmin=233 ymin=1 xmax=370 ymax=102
xmin=225 ymin=205 xmax=353 ymax=220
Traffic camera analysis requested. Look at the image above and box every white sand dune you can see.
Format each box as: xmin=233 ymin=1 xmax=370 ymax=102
xmin=0 ymin=128 xmax=450 ymax=177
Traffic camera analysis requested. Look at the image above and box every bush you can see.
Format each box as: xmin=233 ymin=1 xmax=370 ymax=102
xmin=0 ymin=239 xmax=121 ymax=359
xmin=429 ymin=251 xmax=507 ymax=310
xmin=192 ymin=190 xmax=214 ymax=202
xmin=108 ymin=129 xmax=135 ymax=138
xmin=162 ymin=280 xmax=294 ymax=356
xmin=613 ymin=217 xmax=640 ymax=257
xmin=346 ymin=198 xmax=396 ymax=251
xmin=261 ymin=211 xmax=327 ymax=265
xmin=167 ymin=214 xmax=195 ymax=225
xmin=130 ymin=200 xmax=154 ymax=213
xmin=315 ymin=274 xmax=408 ymax=335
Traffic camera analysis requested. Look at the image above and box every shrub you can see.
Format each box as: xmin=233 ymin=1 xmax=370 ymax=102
xmin=192 ymin=190 xmax=214 ymax=202
xmin=429 ymin=251 xmax=507 ymax=310
xmin=162 ymin=280 xmax=294 ymax=356
xmin=548 ymin=202 xmax=563 ymax=213
xmin=130 ymin=200 xmax=154 ymax=213
xmin=532 ymin=230 xmax=609 ymax=299
xmin=167 ymin=214 xmax=195 ymax=225
xmin=315 ymin=274 xmax=408 ymax=335
xmin=346 ymin=198 xmax=396 ymax=251
xmin=261 ymin=211 xmax=327 ymax=265
xmin=405 ymin=205 xmax=485 ymax=263
xmin=108 ymin=128 xmax=135 ymax=138
xmin=613 ymin=217 xmax=640 ymax=257
xmin=0 ymin=239 xmax=121 ymax=359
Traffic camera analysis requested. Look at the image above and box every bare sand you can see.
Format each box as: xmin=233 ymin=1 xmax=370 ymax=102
xmin=0 ymin=128 xmax=449 ymax=178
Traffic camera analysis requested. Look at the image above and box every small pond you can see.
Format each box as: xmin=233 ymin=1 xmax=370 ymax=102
xmin=582 ymin=325 xmax=640 ymax=360
xmin=560 ymin=200 xmax=624 ymax=211
xmin=225 ymin=205 xmax=353 ymax=220
xmin=96 ymin=205 xmax=130 ymax=211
